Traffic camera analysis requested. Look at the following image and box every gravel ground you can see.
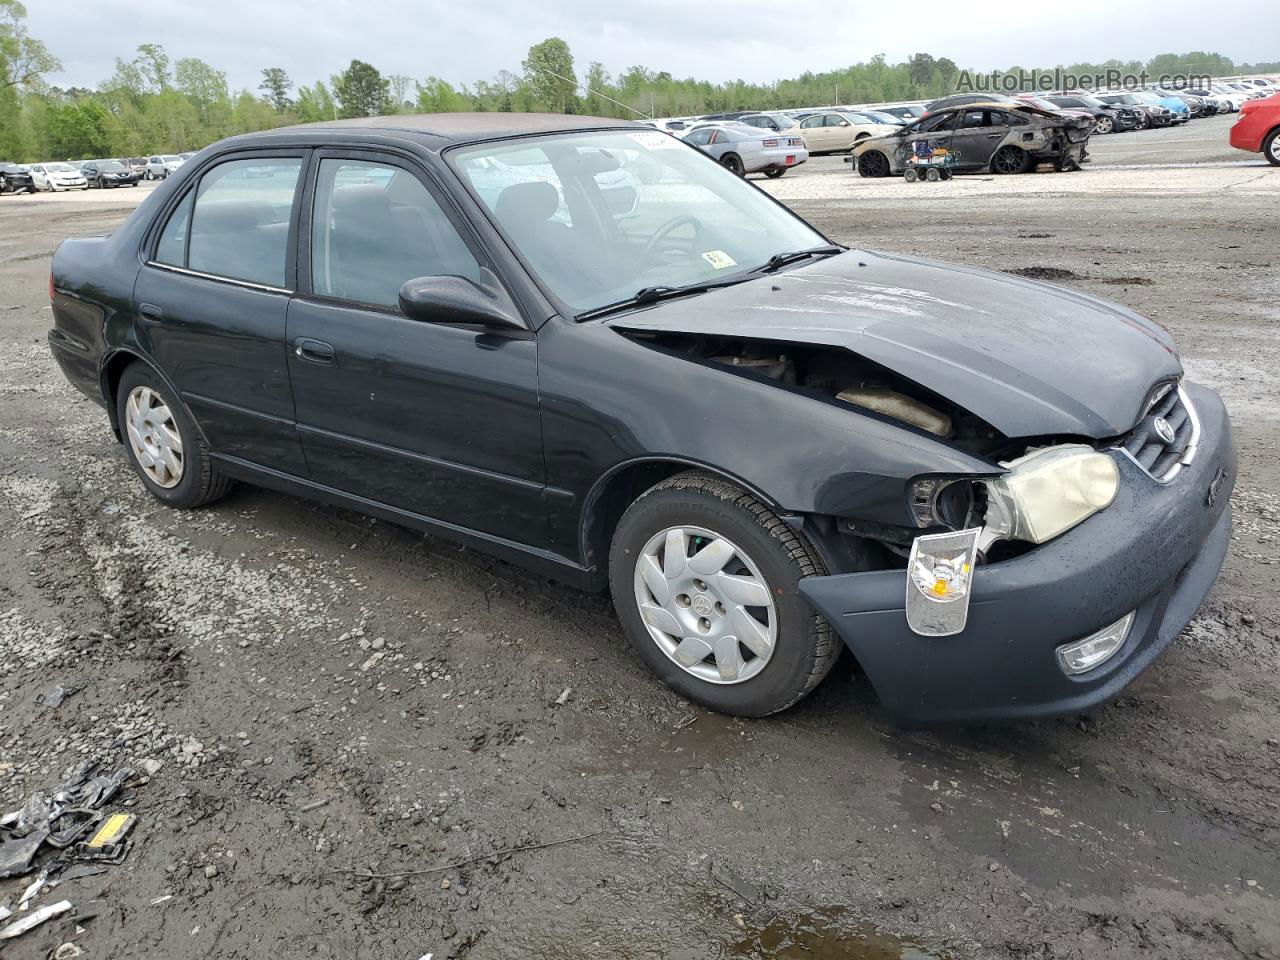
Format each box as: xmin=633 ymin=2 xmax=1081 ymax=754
xmin=1 ymin=118 xmax=1278 ymax=960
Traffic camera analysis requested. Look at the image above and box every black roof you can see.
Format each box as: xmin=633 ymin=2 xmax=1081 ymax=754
xmin=268 ymin=112 xmax=643 ymax=146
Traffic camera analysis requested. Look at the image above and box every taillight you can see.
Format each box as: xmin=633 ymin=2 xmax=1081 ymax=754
xmin=762 ymin=138 xmax=779 ymax=147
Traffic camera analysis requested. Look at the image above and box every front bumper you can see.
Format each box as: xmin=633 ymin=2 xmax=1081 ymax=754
xmin=800 ymin=381 xmax=1235 ymax=726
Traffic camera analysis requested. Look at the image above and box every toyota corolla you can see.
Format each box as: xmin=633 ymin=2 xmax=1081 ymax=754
xmin=47 ymin=114 xmax=1234 ymax=724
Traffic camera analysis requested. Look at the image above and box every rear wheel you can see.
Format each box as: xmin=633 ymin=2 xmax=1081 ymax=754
xmin=764 ymin=167 xmax=787 ymax=178
xmin=115 ymin=363 xmax=233 ymax=509
xmin=857 ymin=150 xmax=890 ymax=178
xmin=991 ymin=145 xmax=1029 ymax=174
xmin=608 ymin=472 xmax=838 ymax=717
xmin=1265 ymin=129 xmax=1280 ymax=167
xmin=720 ymin=153 xmax=744 ymax=176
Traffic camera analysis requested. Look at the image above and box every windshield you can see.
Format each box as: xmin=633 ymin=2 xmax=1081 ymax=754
xmin=46 ymin=162 xmax=76 ymax=172
xmin=450 ymin=130 xmax=828 ymax=316
xmin=98 ymin=161 xmax=125 ymax=171
xmin=163 ymin=155 xmax=182 ymax=163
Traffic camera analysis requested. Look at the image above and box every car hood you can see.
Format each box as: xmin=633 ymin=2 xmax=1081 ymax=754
xmin=606 ymin=250 xmax=1181 ymax=440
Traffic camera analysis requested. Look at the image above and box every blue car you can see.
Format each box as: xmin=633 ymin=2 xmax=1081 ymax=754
xmin=1135 ymin=90 xmax=1190 ymax=122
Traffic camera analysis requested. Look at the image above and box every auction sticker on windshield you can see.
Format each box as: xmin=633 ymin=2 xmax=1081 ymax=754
xmin=701 ymin=250 xmax=737 ymax=270
xmin=628 ymin=131 xmax=683 ymax=150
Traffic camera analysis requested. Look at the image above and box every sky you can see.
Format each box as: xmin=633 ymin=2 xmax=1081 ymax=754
xmin=28 ymin=0 xmax=1280 ymax=95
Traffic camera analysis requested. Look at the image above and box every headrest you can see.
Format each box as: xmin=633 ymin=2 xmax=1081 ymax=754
xmin=495 ymin=181 xmax=559 ymax=225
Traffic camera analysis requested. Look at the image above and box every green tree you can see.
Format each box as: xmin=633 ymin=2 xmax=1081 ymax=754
xmin=259 ymin=67 xmax=293 ymax=112
xmin=0 ymin=0 xmax=59 ymax=89
xmin=295 ymin=81 xmax=335 ymax=123
xmin=415 ymin=76 xmax=464 ymax=113
xmin=175 ymin=58 xmax=230 ymax=131
xmin=523 ymin=37 xmax=576 ymax=113
xmin=134 ymin=42 xmax=170 ymax=92
xmin=332 ymin=59 xmax=388 ymax=118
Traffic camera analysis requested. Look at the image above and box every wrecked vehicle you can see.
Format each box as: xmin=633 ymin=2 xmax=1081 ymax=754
xmin=852 ymin=103 xmax=1092 ymax=177
xmin=47 ymin=114 xmax=1234 ymax=724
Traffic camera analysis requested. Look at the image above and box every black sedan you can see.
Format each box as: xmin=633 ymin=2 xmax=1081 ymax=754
xmin=47 ymin=114 xmax=1235 ymax=724
xmin=1046 ymin=94 xmax=1144 ymax=133
xmin=82 ymin=160 xmax=139 ymax=189
xmin=0 ymin=162 xmax=36 ymax=194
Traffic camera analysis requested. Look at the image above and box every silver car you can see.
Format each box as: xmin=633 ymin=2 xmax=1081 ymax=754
xmin=681 ymin=123 xmax=808 ymax=178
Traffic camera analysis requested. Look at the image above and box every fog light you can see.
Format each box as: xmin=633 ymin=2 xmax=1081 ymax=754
xmin=905 ymin=527 xmax=980 ymax=637
xmin=1056 ymin=612 xmax=1134 ymax=675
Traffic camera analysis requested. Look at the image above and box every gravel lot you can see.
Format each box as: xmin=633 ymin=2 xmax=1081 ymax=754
xmin=1 ymin=114 xmax=1278 ymax=960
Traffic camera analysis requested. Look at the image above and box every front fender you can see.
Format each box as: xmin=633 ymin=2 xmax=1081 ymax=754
xmin=539 ymin=317 xmax=997 ymax=559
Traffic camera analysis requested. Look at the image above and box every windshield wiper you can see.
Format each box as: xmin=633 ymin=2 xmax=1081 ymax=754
xmin=576 ymin=281 xmax=735 ymax=320
xmin=755 ymin=244 xmax=844 ymax=274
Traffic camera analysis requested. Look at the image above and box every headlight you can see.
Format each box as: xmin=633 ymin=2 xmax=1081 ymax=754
xmin=984 ymin=444 xmax=1119 ymax=544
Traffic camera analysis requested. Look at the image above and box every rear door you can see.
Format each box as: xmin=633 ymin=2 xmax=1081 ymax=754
xmin=949 ymin=109 xmax=1008 ymax=170
xmin=134 ymin=152 xmax=309 ymax=475
xmin=285 ymin=151 xmax=548 ymax=547
xmin=896 ymin=111 xmax=957 ymax=170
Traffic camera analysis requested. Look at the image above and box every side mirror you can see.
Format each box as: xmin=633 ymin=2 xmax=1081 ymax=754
xmin=398 ymin=275 xmax=525 ymax=332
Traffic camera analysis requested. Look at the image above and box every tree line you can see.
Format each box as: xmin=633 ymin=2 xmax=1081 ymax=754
xmin=2 ymin=1 xmax=1277 ymax=162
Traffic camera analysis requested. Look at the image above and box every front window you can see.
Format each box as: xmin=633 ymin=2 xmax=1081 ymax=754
xmin=450 ymin=131 xmax=827 ymax=315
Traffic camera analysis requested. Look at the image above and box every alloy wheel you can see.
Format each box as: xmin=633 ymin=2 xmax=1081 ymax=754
xmin=632 ymin=525 xmax=777 ymax=685
xmin=1096 ymin=116 xmax=1114 ymax=134
xmin=1269 ymin=135 xmax=1280 ymax=165
xmin=992 ymin=146 xmax=1026 ymax=174
xmin=858 ymin=151 xmax=889 ymax=178
xmin=124 ymin=386 xmax=184 ymax=488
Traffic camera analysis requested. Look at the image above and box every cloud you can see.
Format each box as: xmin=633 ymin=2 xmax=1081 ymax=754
xmin=30 ymin=0 xmax=1280 ymax=94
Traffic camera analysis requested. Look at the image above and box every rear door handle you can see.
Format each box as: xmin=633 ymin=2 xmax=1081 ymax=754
xmin=294 ymin=337 xmax=335 ymax=364
xmin=986 ymin=133 xmax=1002 ymax=139
xmin=139 ymin=302 xmax=163 ymax=321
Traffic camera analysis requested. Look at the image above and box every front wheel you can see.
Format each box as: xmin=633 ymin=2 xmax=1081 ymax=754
xmin=1095 ymin=116 xmax=1114 ymax=134
xmin=1264 ymin=129 xmax=1280 ymax=167
xmin=116 ymin=363 xmax=234 ymax=509
xmin=857 ymin=150 xmax=890 ymax=178
xmin=608 ymin=472 xmax=838 ymax=717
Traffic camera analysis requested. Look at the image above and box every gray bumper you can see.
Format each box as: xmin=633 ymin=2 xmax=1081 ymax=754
xmin=799 ymin=382 xmax=1235 ymax=726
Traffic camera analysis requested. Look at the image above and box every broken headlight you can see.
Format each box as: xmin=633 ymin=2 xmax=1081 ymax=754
xmin=982 ymin=444 xmax=1119 ymax=546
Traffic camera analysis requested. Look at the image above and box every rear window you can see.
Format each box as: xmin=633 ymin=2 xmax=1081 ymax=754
xmin=154 ymin=158 xmax=301 ymax=288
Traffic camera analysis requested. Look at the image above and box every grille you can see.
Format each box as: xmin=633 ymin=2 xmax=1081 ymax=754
xmin=1117 ymin=385 xmax=1200 ymax=482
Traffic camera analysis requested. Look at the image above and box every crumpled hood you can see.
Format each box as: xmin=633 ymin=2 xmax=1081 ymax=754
xmin=607 ymin=249 xmax=1181 ymax=439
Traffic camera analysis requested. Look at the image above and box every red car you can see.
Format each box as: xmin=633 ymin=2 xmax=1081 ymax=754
xmin=1230 ymin=93 xmax=1280 ymax=166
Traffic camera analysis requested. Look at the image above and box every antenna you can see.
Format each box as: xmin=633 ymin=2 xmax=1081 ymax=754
xmin=530 ymin=65 xmax=654 ymax=120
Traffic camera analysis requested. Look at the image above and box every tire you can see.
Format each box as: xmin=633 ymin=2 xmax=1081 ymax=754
xmin=1095 ymin=116 xmax=1114 ymax=135
xmin=904 ymin=168 xmax=918 ymax=182
xmin=720 ymin=153 xmax=744 ymax=176
xmin=857 ymin=150 xmax=890 ymax=178
xmin=764 ymin=167 xmax=787 ymax=179
xmin=608 ymin=471 xmax=838 ymax=717
xmin=115 ymin=362 xmax=234 ymax=509
xmin=991 ymin=145 xmax=1029 ymax=174
xmin=1264 ymin=128 xmax=1280 ymax=167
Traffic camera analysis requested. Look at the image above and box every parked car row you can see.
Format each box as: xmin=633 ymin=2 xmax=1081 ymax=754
xmin=0 ymin=150 xmax=204 ymax=197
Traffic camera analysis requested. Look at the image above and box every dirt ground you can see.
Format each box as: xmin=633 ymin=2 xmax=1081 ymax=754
xmin=1 ymin=117 xmax=1278 ymax=960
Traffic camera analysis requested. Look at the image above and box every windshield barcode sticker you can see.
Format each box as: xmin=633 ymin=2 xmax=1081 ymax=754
xmin=701 ymin=250 xmax=737 ymax=270
xmin=628 ymin=131 xmax=683 ymax=150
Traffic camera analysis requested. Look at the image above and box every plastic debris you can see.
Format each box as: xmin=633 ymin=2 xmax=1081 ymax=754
xmin=554 ymin=686 xmax=572 ymax=705
xmin=0 ymin=762 xmax=141 ymax=883
xmin=0 ymin=899 xmax=73 ymax=941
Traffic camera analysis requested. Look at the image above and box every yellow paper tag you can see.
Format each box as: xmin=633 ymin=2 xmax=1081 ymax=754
xmin=701 ymin=250 xmax=737 ymax=270
xmin=87 ymin=813 xmax=134 ymax=848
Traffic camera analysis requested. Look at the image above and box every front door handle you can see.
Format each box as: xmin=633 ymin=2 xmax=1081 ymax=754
xmin=986 ymin=133 xmax=1002 ymax=138
xmin=294 ymin=337 xmax=335 ymax=364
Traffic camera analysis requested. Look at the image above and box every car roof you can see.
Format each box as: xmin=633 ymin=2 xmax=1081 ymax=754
xmin=235 ymin=112 xmax=646 ymax=151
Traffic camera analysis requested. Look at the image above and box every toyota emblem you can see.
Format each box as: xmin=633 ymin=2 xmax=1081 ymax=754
xmin=1152 ymin=417 xmax=1175 ymax=444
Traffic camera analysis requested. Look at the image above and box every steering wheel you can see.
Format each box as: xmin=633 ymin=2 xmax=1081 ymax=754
xmin=639 ymin=215 xmax=704 ymax=265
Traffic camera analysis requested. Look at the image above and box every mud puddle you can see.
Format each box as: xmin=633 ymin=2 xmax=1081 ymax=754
xmin=729 ymin=908 xmax=944 ymax=959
